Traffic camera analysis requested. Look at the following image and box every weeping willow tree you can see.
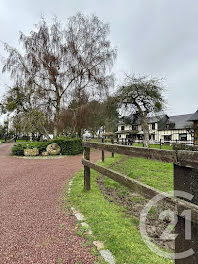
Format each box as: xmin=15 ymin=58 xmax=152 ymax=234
xmin=2 ymin=13 xmax=116 ymax=134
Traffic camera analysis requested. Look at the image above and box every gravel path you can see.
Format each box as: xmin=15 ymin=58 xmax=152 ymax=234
xmin=0 ymin=143 xmax=102 ymax=264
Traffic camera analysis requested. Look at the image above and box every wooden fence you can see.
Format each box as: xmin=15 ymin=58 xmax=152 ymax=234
xmin=82 ymin=141 xmax=198 ymax=263
xmin=116 ymin=138 xmax=194 ymax=148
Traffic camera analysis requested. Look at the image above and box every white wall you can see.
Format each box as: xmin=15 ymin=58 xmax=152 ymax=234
xmin=158 ymin=129 xmax=193 ymax=141
xmin=117 ymin=124 xmax=193 ymax=142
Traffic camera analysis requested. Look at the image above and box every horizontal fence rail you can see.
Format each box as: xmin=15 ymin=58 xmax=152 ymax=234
xmin=82 ymin=159 xmax=198 ymax=224
xmin=116 ymin=138 xmax=194 ymax=145
xmin=83 ymin=142 xmax=198 ymax=169
xmin=82 ymin=141 xmax=198 ymax=263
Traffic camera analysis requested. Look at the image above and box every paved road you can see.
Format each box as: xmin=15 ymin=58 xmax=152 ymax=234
xmin=0 ymin=143 xmax=101 ymax=263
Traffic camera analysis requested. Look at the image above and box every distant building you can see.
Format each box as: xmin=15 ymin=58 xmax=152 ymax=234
xmin=188 ymin=110 xmax=198 ymax=145
xmin=116 ymin=112 xmax=196 ymax=143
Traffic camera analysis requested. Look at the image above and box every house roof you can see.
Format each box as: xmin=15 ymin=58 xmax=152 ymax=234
xmin=118 ymin=114 xmax=166 ymax=126
xmin=188 ymin=110 xmax=198 ymax=121
xmin=147 ymin=115 xmax=166 ymax=124
xmin=119 ymin=113 xmax=194 ymax=130
xmin=118 ymin=114 xmax=140 ymax=125
xmin=168 ymin=114 xmax=193 ymax=130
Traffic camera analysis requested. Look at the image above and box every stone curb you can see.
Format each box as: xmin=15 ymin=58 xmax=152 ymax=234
xmin=67 ymin=179 xmax=116 ymax=264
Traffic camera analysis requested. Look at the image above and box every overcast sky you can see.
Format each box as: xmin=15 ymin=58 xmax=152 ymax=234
xmin=0 ymin=0 xmax=198 ymax=120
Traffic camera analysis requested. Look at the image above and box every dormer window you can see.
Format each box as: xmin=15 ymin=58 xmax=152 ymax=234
xmin=152 ymin=123 xmax=155 ymax=130
xmin=121 ymin=125 xmax=125 ymax=131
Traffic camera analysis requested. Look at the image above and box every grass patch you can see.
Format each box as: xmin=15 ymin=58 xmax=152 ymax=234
xmin=70 ymin=154 xmax=173 ymax=264
xmin=16 ymin=139 xmax=37 ymax=142
xmin=108 ymin=156 xmax=173 ymax=192
xmin=133 ymin=143 xmax=173 ymax=150
xmin=90 ymin=140 xmax=173 ymax=150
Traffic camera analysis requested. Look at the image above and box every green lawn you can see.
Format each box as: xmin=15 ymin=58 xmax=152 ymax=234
xmin=133 ymin=143 xmax=173 ymax=150
xmin=90 ymin=139 xmax=173 ymax=150
xmin=108 ymin=156 xmax=173 ymax=192
xmin=16 ymin=139 xmax=38 ymax=143
xmin=70 ymin=154 xmax=174 ymax=264
xmin=0 ymin=139 xmax=36 ymax=143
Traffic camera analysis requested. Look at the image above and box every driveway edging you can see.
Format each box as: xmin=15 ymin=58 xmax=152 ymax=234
xmin=68 ymin=179 xmax=116 ymax=264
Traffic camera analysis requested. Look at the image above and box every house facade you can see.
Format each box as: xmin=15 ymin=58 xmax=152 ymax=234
xmin=116 ymin=112 xmax=195 ymax=143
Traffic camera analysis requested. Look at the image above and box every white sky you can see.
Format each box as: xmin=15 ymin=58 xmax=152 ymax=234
xmin=0 ymin=0 xmax=198 ymax=124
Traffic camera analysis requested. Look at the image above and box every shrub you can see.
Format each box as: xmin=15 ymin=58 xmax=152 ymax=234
xmin=52 ymin=137 xmax=83 ymax=155
xmin=11 ymin=142 xmax=50 ymax=156
xmin=12 ymin=143 xmax=26 ymax=156
xmin=25 ymin=142 xmax=49 ymax=154
xmin=11 ymin=138 xmax=83 ymax=156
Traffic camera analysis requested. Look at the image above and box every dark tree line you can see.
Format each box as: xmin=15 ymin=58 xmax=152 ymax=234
xmin=57 ymin=96 xmax=119 ymax=137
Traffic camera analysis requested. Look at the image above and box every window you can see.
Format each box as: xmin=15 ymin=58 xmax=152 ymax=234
xmin=152 ymin=123 xmax=155 ymax=130
xmin=132 ymin=125 xmax=138 ymax=131
xmin=119 ymin=134 xmax=121 ymax=138
xmin=179 ymin=134 xmax=187 ymax=141
xmin=164 ymin=135 xmax=172 ymax=142
xmin=121 ymin=126 xmax=125 ymax=131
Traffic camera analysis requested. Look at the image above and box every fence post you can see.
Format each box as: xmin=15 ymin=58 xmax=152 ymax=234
xmin=111 ymin=138 xmax=114 ymax=158
xmin=174 ymin=164 xmax=198 ymax=263
xmin=102 ymin=138 xmax=105 ymax=162
xmin=84 ymin=147 xmax=90 ymax=191
xmin=160 ymin=139 xmax=162 ymax=149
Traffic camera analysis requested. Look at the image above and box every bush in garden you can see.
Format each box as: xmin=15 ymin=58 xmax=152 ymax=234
xmin=26 ymin=142 xmax=49 ymax=154
xmin=11 ymin=142 xmax=50 ymax=156
xmin=11 ymin=137 xmax=83 ymax=156
xmin=52 ymin=137 xmax=83 ymax=155
xmin=12 ymin=143 xmax=26 ymax=156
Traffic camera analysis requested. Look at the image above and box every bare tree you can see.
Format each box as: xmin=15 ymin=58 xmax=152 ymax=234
xmin=2 ymin=13 xmax=116 ymax=134
xmin=117 ymin=74 xmax=165 ymax=148
xmin=58 ymin=90 xmax=89 ymax=136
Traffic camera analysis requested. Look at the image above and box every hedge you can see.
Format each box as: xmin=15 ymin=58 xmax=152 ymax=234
xmin=11 ymin=142 xmax=50 ymax=156
xmin=12 ymin=143 xmax=26 ymax=156
xmin=11 ymin=137 xmax=83 ymax=156
xmin=52 ymin=137 xmax=83 ymax=155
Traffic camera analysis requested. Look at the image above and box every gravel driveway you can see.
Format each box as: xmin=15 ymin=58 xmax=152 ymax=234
xmin=0 ymin=143 xmax=102 ymax=263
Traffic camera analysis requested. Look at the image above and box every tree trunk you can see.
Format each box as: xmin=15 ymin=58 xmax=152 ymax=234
xmin=72 ymin=110 xmax=77 ymax=135
xmin=54 ymin=99 xmax=61 ymax=138
xmin=77 ymin=128 xmax=82 ymax=138
xmin=140 ymin=111 xmax=150 ymax=148
xmin=43 ymin=126 xmax=51 ymax=141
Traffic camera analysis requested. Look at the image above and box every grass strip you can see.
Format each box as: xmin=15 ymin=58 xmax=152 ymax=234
xmin=70 ymin=154 xmax=173 ymax=264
